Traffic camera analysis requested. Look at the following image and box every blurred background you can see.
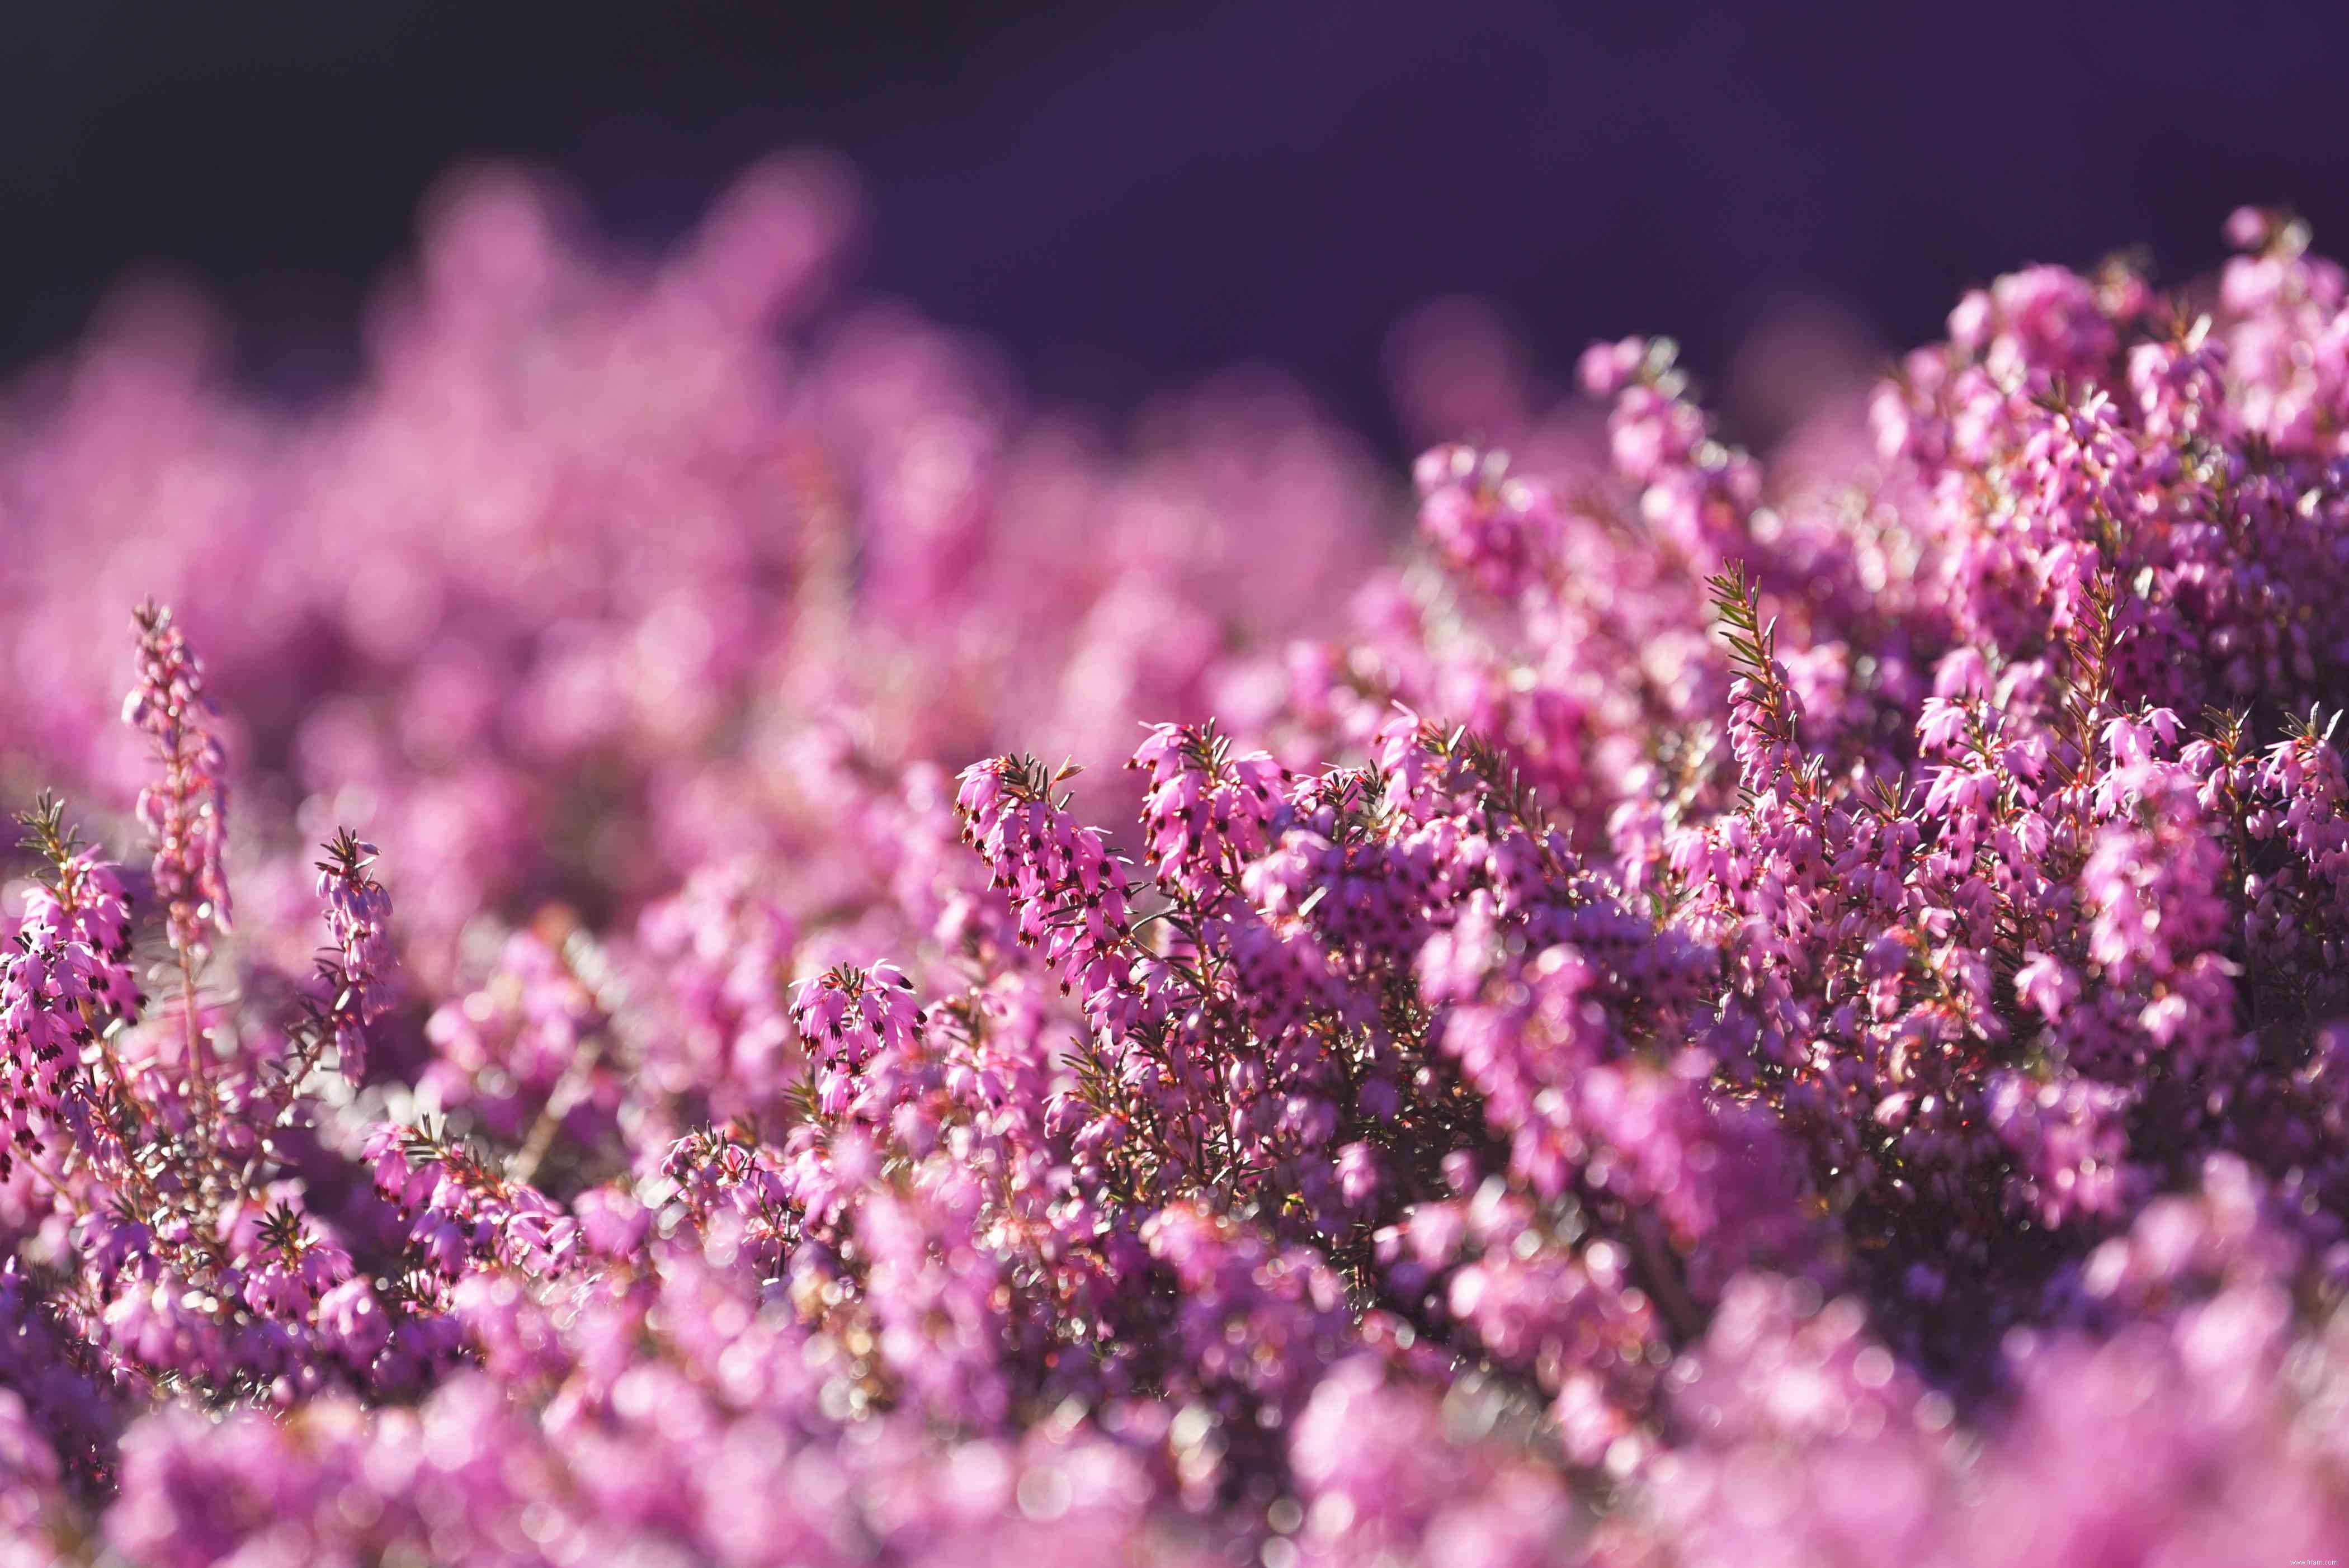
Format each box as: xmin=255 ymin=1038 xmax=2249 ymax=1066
xmin=8 ymin=0 xmax=2349 ymax=455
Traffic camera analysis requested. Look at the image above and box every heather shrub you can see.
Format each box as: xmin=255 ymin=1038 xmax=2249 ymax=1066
xmin=1 ymin=167 xmax=2346 ymax=1564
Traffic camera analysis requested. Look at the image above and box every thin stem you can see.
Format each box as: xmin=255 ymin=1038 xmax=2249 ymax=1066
xmin=98 ymin=1033 xmax=155 ymax=1130
xmin=17 ymin=1144 xmax=72 ymax=1201
xmin=177 ymin=953 xmax=213 ymax=1121
xmin=509 ymin=1028 xmax=605 ymax=1188
xmin=1626 ymin=1213 xmax=1705 ymax=1346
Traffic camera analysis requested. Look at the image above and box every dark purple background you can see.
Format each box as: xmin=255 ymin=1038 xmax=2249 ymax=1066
xmin=7 ymin=1 xmax=2347 ymax=451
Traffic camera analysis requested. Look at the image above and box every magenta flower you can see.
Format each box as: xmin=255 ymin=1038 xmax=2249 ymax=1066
xmin=124 ymin=602 xmax=231 ymax=961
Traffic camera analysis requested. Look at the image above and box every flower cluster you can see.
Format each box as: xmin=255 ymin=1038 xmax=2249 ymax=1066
xmin=0 ymin=172 xmax=2347 ymax=1564
xmin=310 ymin=829 xmax=394 ymax=1083
xmin=124 ymin=602 xmax=231 ymax=964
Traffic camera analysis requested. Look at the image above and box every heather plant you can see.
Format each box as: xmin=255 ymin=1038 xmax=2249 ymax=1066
xmin=0 ymin=170 xmax=2346 ymax=1565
